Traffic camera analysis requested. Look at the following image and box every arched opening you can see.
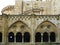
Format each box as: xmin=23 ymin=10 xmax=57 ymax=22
xmin=16 ymin=32 xmax=22 ymax=42
xmin=0 ymin=32 xmax=2 ymax=42
xmin=8 ymin=21 xmax=31 ymax=42
xmin=35 ymin=32 xmax=41 ymax=42
xmin=36 ymin=20 xmax=57 ymax=42
xmin=8 ymin=32 xmax=14 ymax=42
xmin=43 ymin=32 xmax=49 ymax=42
xmin=50 ymin=32 xmax=56 ymax=42
xmin=24 ymin=32 xmax=30 ymax=42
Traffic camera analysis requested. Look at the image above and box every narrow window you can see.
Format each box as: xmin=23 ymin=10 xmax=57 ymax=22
xmin=35 ymin=32 xmax=41 ymax=42
xmin=24 ymin=32 xmax=30 ymax=42
xmin=0 ymin=32 xmax=2 ymax=42
xmin=50 ymin=32 xmax=56 ymax=42
xmin=8 ymin=32 xmax=14 ymax=42
xmin=43 ymin=32 xmax=49 ymax=42
xmin=16 ymin=32 xmax=22 ymax=42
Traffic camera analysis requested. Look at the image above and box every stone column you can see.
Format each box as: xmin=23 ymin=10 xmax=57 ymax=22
xmin=31 ymin=14 xmax=36 ymax=44
xmin=2 ymin=15 xmax=8 ymax=45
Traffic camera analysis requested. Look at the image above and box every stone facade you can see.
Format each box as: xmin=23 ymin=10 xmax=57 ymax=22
xmin=0 ymin=0 xmax=60 ymax=45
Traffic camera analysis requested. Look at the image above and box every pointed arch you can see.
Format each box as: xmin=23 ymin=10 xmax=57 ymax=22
xmin=8 ymin=21 xmax=31 ymax=42
xmin=8 ymin=21 xmax=29 ymax=30
xmin=35 ymin=20 xmax=57 ymax=42
xmin=8 ymin=21 xmax=31 ymax=34
xmin=40 ymin=20 xmax=57 ymax=27
xmin=35 ymin=20 xmax=57 ymax=33
xmin=37 ymin=20 xmax=57 ymax=29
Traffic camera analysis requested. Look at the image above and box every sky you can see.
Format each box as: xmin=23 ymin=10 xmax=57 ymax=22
xmin=0 ymin=0 xmax=15 ymax=14
xmin=0 ymin=0 xmax=32 ymax=14
xmin=0 ymin=0 xmax=46 ymax=14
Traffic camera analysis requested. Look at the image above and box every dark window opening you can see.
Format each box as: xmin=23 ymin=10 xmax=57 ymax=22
xmin=8 ymin=32 xmax=14 ymax=42
xmin=16 ymin=32 xmax=22 ymax=42
xmin=50 ymin=32 xmax=56 ymax=42
xmin=43 ymin=32 xmax=49 ymax=42
xmin=35 ymin=32 xmax=41 ymax=42
xmin=0 ymin=32 xmax=2 ymax=42
xmin=24 ymin=32 xmax=30 ymax=42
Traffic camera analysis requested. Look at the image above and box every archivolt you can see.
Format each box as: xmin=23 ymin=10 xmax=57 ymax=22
xmin=40 ymin=20 xmax=57 ymax=27
xmin=8 ymin=21 xmax=31 ymax=31
xmin=35 ymin=20 xmax=58 ymax=33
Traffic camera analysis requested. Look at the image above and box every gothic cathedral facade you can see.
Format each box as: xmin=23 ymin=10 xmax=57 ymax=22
xmin=0 ymin=0 xmax=60 ymax=45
